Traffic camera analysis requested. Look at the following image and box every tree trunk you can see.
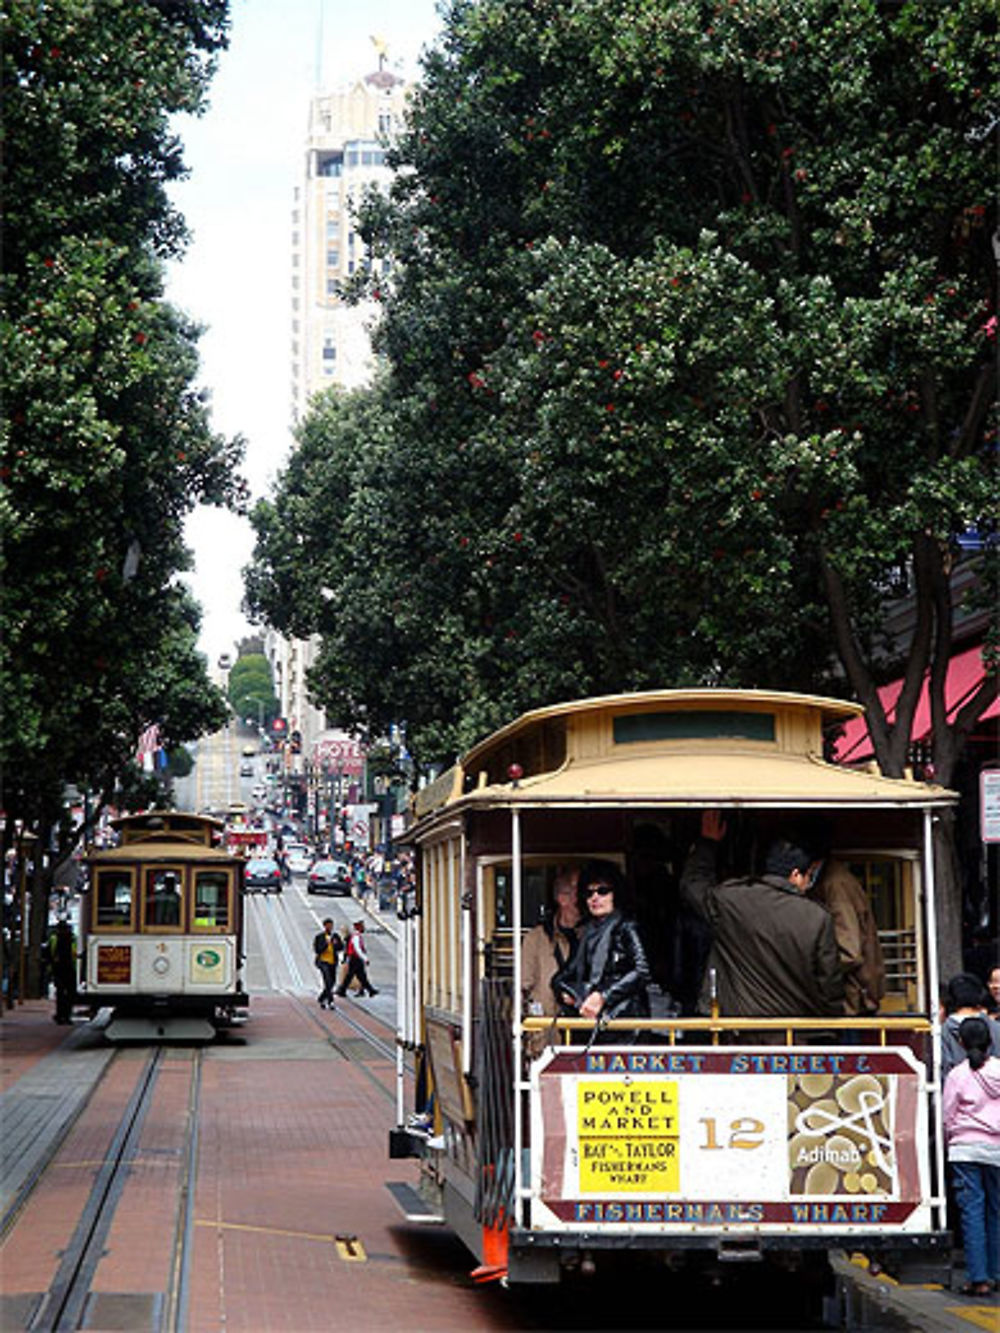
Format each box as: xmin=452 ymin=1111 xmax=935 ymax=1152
xmin=932 ymin=810 xmax=963 ymax=983
xmin=25 ymin=824 xmax=53 ymax=1000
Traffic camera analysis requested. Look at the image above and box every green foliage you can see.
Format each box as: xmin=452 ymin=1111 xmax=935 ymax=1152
xmin=227 ymin=653 xmax=277 ymax=725
xmin=248 ymin=0 xmax=996 ymax=775
xmin=1 ymin=0 xmax=243 ymax=842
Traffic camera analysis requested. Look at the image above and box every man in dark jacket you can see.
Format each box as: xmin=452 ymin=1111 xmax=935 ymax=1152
xmin=313 ymin=918 xmax=343 ymax=1010
xmin=681 ymin=811 xmax=845 ymax=1022
xmin=51 ymin=918 xmax=76 ymax=1025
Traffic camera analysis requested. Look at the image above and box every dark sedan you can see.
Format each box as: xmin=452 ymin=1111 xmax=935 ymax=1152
xmin=244 ymin=857 xmax=282 ymax=894
xmin=306 ymin=860 xmax=353 ymax=896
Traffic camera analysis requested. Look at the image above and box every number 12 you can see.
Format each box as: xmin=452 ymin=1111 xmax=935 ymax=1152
xmin=699 ymin=1117 xmax=765 ymax=1150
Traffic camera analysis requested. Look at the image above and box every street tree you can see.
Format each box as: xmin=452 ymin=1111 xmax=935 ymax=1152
xmin=227 ymin=653 xmax=278 ymax=727
xmin=249 ymin=0 xmax=996 ymax=967
xmin=1 ymin=0 xmax=243 ymax=992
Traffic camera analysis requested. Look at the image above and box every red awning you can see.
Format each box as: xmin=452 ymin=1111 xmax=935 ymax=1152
xmin=834 ymin=644 xmax=998 ymax=763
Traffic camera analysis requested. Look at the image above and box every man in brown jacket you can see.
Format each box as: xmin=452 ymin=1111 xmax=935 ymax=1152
xmin=807 ymin=857 xmax=885 ymax=1017
xmin=681 ymin=811 xmax=845 ymax=1022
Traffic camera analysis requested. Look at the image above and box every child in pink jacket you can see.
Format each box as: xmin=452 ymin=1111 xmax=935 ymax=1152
xmin=942 ymin=1015 xmax=1000 ymax=1297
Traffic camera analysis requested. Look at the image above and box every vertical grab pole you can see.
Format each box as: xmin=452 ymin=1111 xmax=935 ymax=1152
xmin=922 ymin=808 xmax=946 ymax=1222
xmin=461 ymin=834 xmax=473 ymax=1075
xmin=512 ymin=808 xmax=524 ymax=1226
xmin=395 ymin=902 xmax=407 ymax=1126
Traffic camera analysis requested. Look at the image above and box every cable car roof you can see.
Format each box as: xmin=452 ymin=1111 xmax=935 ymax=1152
xmin=87 ymin=842 xmax=241 ymax=866
xmin=412 ymin=688 xmax=955 ymax=826
xmin=466 ymin=749 xmax=954 ymax=809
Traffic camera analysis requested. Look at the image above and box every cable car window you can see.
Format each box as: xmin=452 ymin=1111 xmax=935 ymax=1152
xmin=193 ymin=871 xmax=230 ymax=929
xmin=613 ymin=710 xmax=776 ymax=744
xmin=145 ymin=868 xmax=184 ymax=929
xmin=492 ymin=864 xmax=550 ymax=930
xmin=95 ymin=869 xmax=134 ymax=929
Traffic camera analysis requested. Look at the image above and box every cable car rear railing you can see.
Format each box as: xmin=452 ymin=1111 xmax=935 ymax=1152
xmin=523 ymin=1014 xmax=934 ymax=1046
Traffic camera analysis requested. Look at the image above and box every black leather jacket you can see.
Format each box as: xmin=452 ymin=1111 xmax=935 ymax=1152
xmin=555 ymin=912 xmax=651 ymax=1020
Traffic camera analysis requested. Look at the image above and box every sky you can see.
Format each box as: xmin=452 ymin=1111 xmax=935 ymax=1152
xmin=166 ymin=0 xmax=442 ymax=668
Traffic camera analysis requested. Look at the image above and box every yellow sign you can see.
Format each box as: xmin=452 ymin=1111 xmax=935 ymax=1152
xmin=578 ymin=1081 xmax=679 ymax=1192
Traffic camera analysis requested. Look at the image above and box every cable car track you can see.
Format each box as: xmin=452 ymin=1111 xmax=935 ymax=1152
xmin=286 ymin=990 xmax=407 ymax=1104
xmin=26 ymin=1046 xmax=202 ymax=1333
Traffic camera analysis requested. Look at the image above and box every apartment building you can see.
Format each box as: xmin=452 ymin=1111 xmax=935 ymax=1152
xmin=273 ymin=60 xmax=410 ymax=757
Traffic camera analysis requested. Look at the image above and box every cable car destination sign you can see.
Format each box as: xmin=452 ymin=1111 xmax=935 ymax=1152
xmin=530 ymin=1046 xmax=929 ymax=1233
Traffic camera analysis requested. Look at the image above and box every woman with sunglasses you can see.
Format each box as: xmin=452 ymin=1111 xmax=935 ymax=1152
xmin=554 ymin=860 xmax=650 ymax=1039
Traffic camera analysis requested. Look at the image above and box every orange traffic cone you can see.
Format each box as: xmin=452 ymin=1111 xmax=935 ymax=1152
xmin=470 ymin=1208 xmax=509 ymax=1283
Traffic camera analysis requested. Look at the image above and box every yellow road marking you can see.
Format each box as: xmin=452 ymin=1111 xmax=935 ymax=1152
xmin=194 ymin=1218 xmax=367 ymax=1262
xmin=195 ymin=1218 xmax=337 ymax=1245
xmin=334 ymin=1234 xmax=367 ymax=1262
xmin=944 ymin=1307 xmax=1000 ymax=1331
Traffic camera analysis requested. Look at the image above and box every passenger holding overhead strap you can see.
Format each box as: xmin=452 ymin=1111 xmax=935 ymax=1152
xmin=680 ymin=811 xmax=845 ymax=1025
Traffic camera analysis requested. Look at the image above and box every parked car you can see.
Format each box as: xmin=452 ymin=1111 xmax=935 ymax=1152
xmin=306 ymin=860 xmax=353 ymax=896
xmin=284 ymin=843 xmax=313 ymax=876
xmin=244 ymin=858 xmax=282 ymax=894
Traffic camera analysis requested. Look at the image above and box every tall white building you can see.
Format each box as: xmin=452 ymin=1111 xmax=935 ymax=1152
xmin=291 ymin=66 xmax=408 ymax=415
xmin=271 ymin=61 xmax=410 ymax=758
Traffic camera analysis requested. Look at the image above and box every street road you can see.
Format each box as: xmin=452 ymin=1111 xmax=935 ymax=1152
xmin=173 ymin=721 xmax=251 ymax=814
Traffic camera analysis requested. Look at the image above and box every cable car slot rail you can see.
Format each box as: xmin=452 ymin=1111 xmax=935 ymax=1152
xmin=28 ymin=1046 xmax=202 ymax=1333
xmin=286 ymin=990 xmax=409 ymax=1103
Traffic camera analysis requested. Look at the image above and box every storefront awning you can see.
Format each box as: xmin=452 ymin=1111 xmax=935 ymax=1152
xmin=834 ymin=644 xmax=999 ymax=763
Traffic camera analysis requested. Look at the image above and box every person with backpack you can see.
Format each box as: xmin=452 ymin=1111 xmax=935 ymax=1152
xmin=313 ymin=918 xmax=343 ymax=1010
xmin=942 ymin=1015 xmax=1000 ymax=1297
xmin=336 ymin=919 xmax=378 ymax=997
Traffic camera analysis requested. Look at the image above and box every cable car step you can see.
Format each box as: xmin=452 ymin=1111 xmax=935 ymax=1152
xmin=385 ymin=1181 xmax=444 ymax=1224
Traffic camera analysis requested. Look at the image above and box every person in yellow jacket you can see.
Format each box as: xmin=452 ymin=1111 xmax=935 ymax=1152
xmin=313 ymin=918 xmax=343 ymax=1010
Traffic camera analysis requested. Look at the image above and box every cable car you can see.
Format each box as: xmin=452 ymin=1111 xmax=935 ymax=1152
xmin=389 ymin=689 xmax=954 ymax=1295
xmin=77 ymin=811 xmax=249 ymax=1040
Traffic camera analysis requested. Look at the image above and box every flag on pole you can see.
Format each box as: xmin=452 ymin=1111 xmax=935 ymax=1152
xmin=136 ymin=722 xmax=160 ymax=772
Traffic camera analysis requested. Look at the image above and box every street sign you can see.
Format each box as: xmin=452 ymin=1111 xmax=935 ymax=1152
xmin=981 ymin=768 xmax=1000 ymax=843
xmin=313 ymin=737 xmax=364 ymax=777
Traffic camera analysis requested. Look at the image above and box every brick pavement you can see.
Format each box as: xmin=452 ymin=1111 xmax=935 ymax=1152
xmin=185 ymin=993 xmax=509 ymax=1332
xmin=0 ymin=993 xmax=520 ymax=1333
xmin=6 ymin=996 xmax=992 ymax=1331
xmin=0 ymin=999 xmax=74 ymax=1090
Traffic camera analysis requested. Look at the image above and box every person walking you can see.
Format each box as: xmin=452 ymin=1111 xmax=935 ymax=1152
xmin=313 ymin=918 xmax=343 ymax=1010
xmin=51 ymin=917 xmax=76 ymax=1025
xmin=337 ymin=919 xmax=378 ymax=997
xmin=942 ymin=1016 xmax=1000 ymax=1297
xmin=680 ymin=811 xmax=845 ymax=1024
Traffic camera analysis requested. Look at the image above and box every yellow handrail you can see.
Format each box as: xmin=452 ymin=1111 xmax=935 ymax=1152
xmin=522 ymin=1014 xmax=933 ymax=1047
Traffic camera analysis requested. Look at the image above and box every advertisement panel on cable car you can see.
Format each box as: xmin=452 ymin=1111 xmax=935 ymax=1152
xmin=530 ymin=1043 xmax=929 ymax=1234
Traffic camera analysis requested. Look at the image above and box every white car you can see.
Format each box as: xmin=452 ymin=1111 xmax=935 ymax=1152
xmin=284 ymin=844 xmax=313 ymax=876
